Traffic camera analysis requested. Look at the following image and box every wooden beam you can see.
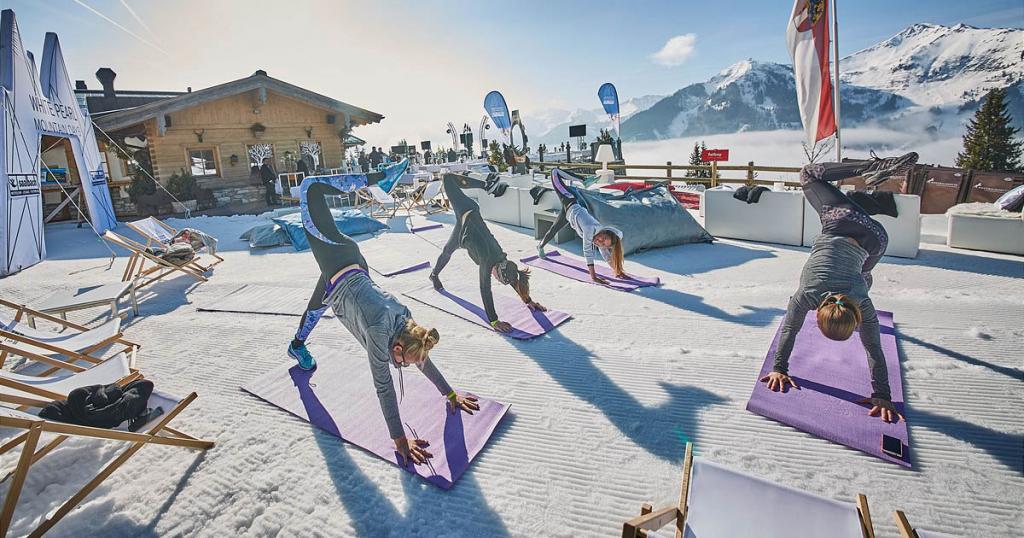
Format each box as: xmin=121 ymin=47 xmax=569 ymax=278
xmin=0 ymin=423 xmax=41 ymax=535
xmin=857 ymin=494 xmax=876 ymax=538
xmin=676 ymin=442 xmax=693 ymax=538
xmin=892 ymin=510 xmax=916 ymax=538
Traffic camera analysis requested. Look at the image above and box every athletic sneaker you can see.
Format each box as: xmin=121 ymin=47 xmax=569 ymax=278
xmin=288 ymin=343 xmax=317 ymax=370
xmin=537 ymin=246 xmax=546 ymax=259
xmin=429 ymin=273 xmax=443 ymax=290
xmin=127 ymin=406 xmax=164 ymax=432
xmin=861 ymin=151 xmax=919 ymax=186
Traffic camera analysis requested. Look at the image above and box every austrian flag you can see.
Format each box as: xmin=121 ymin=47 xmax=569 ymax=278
xmin=787 ymin=0 xmax=836 ymax=146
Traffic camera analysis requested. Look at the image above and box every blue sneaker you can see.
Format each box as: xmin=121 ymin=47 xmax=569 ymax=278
xmin=288 ymin=343 xmax=317 ymax=370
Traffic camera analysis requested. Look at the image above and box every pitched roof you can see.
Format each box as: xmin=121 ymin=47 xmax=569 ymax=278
xmin=93 ymin=70 xmax=384 ymax=132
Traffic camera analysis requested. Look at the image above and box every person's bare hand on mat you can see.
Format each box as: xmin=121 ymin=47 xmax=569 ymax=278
xmin=492 ymin=320 xmax=513 ymax=333
xmin=395 ymin=436 xmax=433 ymax=466
xmin=526 ymin=300 xmax=547 ymax=312
xmin=760 ymin=372 xmax=799 ymax=392
xmin=447 ymin=394 xmax=480 ymax=415
xmin=859 ymin=398 xmax=903 ymax=423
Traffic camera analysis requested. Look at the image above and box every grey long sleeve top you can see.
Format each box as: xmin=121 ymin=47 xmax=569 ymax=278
xmin=773 ymin=234 xmax=891 ymax=400
xmin=327 ymin=271 xmax=453 ymax=439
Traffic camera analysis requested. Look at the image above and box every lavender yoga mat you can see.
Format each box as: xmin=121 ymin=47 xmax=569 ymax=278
xmin=369 ymin=260 xmax=431 ymax=277
xmin=411 ymin=223 xmax=443 ymax=233
xmin=747 ymin=310 xmax=910 ymax=467
xmin=403 ymin=285 xmax=571 ymax=340
xmin=520 ymin=251 xmax=660 ymax=292
xmin=243 ymin=353 xmax=509 ymax=489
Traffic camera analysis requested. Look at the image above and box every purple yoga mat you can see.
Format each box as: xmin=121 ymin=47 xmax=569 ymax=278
xmin=403 ymin=285 xmax=571 ymax=340
xmin=520 ymin=251 xmax=660 ymax=292
xmin=370 ymin=260 xmax=431 ymax=277
xmin=746 ymin=310 xmax=910 ymax=467
xmin=411 ymin=223 xmax=444 ymax=233
xmin=243 ymin=353 xmax=509 ymax=489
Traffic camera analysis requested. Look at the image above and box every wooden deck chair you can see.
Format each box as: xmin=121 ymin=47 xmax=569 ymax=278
xmin=622 ymin=443 xmax=876 ymax=538
xmin=407 ymin=179 xmax=447 ymax=214
xmin=894 ymin=510 xmax=956 ymax=538
xmin=0 ymin=354 xmax=212 ymax=537
xmin=126 ymin=216 xmax=224 ymax=268
xmin=0 ymin=299 xmax=138 ymax=375
xmin=357 ymin=183 xmax=403 ymax=218
xmin=104 ymin=230 xmax=209 ymax=290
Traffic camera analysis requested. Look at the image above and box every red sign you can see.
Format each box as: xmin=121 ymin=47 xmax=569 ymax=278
xmin=701 ymin=149 xmax=729 ymax=162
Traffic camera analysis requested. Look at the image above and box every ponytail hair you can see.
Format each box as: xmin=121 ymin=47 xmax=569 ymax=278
xmin=508 ymin=266 xmax=532 ymax=303
xmin=606 ymin=234 xmax=625 ymax=275
xmin=816 ymin=293 xmax=862 ymax=341
xmin=395 ymin=319 xmax=440 ymax=363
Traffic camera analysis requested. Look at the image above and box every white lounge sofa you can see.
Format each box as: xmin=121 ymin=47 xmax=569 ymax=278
xmin=803 ymin=194 xmax=921 ymax=258
xmin=472 ymin=174 xmax=560 ymax=229
xmin=702 ymin=188 xmax=806 ymax=246
xmin=946 ymin=203 xmax=1024 ymax=256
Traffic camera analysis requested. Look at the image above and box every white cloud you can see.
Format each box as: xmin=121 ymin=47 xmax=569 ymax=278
xmin=651 ymin=34 xmax=697 ymax=66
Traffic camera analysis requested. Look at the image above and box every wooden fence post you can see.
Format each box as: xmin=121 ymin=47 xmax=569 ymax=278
xmin=666 ymin=161 xmax=672 ymax=179
xmin=711 ymin=162 xmax=718 ymax=187
xmin=747 ymin=161 xmax=755 ymax=185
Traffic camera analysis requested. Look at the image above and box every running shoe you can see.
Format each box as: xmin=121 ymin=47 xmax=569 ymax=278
xmin=288 ymin=343 xmax=317 ymax=370
xmin=861 ymin=151 xmax=919 ymax=186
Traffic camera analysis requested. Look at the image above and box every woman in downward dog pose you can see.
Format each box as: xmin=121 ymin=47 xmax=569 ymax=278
xmin=761 ymin=152 xmax=917 ymax=423
xmin=537 ymin=168 xmax=626 ymax=284
xmin=430 ymin=173 xmax=545 ymax=333
xmin=288 ymin=171 xmax=479 ymax=466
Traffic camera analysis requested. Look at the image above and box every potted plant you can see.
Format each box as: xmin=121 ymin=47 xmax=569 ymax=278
xmin=167 ymin=169 xmax=199 ymax=213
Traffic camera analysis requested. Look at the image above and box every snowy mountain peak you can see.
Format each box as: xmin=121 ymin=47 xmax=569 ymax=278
xmin=842 ymin=23 xmax=1024 ymax=106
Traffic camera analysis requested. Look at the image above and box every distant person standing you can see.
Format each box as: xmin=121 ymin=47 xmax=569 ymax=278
xmin=296 ymin=157 xmax=309 ymax=177
xmin=260 ymin=157 xmax=279 ymax=206
xmin=423 ymin=149 xmax=433 ymax=164
xmin=447 ymin=147 xmax=457 ymax=162
xmin=358 ymin=151 xmax=369 ymax=173
xmin=370 ymin=147 xmax=383 ymax=170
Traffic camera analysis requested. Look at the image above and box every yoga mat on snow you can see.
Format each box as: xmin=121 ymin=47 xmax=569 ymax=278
xmin=368 ymin=260 xmax=431 ymax=278
xmin=520 ymin=251 xmax=660 ymax=292
xmin=403 ymin=285 xmax=571 ymax=340
xmin=746 ymin=310 xmax=910 ymax=467
xmin=243 ymin=353 xmax=509 ymax=489
xmin=196 ymin=284 xmax=334 ymax=318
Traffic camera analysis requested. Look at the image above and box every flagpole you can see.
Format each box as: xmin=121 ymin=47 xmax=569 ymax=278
xmin=832 ymin=0 xmax=842 ymax=161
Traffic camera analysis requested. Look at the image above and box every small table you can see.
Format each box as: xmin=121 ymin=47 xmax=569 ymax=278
xmin=30 ymin=282 xmax=138 ymax=325
xmin=534 ymin=208 xmax=577 ymax=244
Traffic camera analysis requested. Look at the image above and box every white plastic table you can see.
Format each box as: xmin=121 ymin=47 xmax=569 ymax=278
xmin=30 ymin=282 xmax=138 ymax=325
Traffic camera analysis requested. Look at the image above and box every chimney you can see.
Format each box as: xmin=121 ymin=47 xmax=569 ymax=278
xmin=96 ymin=67 xmax=116 ymax=98
xmin=75 ymin=80 xmax=87 ymax=90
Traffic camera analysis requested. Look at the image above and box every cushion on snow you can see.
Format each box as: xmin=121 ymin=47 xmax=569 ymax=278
xmin=803 ymin=194 xmax=921 ymax=258
xmin=573 ymin=185 xmax=713 ymax=255
xmin=947 ymin=210 xmax=1024 ymax=256
xmin=272 ymin=210 xmax=388 ymax=251
xmin=703 ymin=188 xmax=805 ymax=246
xmin=244 ymin=223 xmax=292 ymax=248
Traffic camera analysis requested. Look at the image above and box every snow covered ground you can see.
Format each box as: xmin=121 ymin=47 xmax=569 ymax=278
xmin=1 ymin=209 xmax=1021 ymax=537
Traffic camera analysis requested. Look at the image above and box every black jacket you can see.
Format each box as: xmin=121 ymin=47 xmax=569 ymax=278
xmin=39 ymin=379 xmax=154 ymax=429
xmin=260 ymin=163 xmax=276 ymax=183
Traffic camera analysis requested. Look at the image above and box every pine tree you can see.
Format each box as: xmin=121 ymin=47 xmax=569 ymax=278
xmin=488 ymin=141 xmax=508 ymax=172
xmin=686 ymin=141 xmax=710 ymax=178
xmin=956 ymin=87 xmax=1023 ymax=172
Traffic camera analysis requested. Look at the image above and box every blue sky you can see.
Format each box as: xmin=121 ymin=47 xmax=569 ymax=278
xmin=7 ymin=0 xmax=1023 ymax=147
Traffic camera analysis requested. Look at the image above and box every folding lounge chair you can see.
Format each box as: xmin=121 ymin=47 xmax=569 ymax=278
xmin=0 ymin=353 xmax=212 ymax=537
xmin=104 ymin=230 xmax=209 ymax=290
xmin=622 ymin=443 xmax=876 ymax=538
xmin=893 ymin=510 xmax=956 ymax=538
xmin=0 ymin=299 xmax=138 ymax=374
xmin=126 ymin=216 xmax=224 ymax=269
xmin=357 ymin=183 xmax=404 ymax=218
xmin=407 ymin=179 xmax=447 ymax=214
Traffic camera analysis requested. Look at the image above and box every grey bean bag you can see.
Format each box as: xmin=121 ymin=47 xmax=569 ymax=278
xmin=574 ymin=184 xmax=713 ymax=255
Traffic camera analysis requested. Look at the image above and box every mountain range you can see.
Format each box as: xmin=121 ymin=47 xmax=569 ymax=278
xmin=524 ymin=23 xmax=1023 ymax=145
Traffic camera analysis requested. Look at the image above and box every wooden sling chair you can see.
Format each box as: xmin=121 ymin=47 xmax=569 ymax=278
xmin=0 ymin=299 xmax=139 ymax=376
xmin=0 ymin=353 xmax=212 ymax=537
xmin=125 ymin=216 xmax=224 ymax=269
xmin=894 ymin=510 xmax=956 ymax=538
xmin=407 ymin=179 xmax=447 ymax=215
xmin=103 ymin=230 xmax=209 ymax=290
xmin=622 ymin=443 xmax=877 ymax=538
xmin=356 ymin=182 xmax=405 ymax=219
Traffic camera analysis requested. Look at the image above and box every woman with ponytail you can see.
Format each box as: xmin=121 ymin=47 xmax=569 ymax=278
xmin=430 ymin=173 xmax=546 ymax=333
xmin=289 ymin=170 xmax=479 ymax=466
xmin=537 ymin=168 xmax=627 ymax=284
xmin=761 ymin=152 xmax=918 ymax=424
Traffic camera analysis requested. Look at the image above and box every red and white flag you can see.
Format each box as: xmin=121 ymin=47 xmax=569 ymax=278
xmin=787 ymin=0 xmax=836 ymax=147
